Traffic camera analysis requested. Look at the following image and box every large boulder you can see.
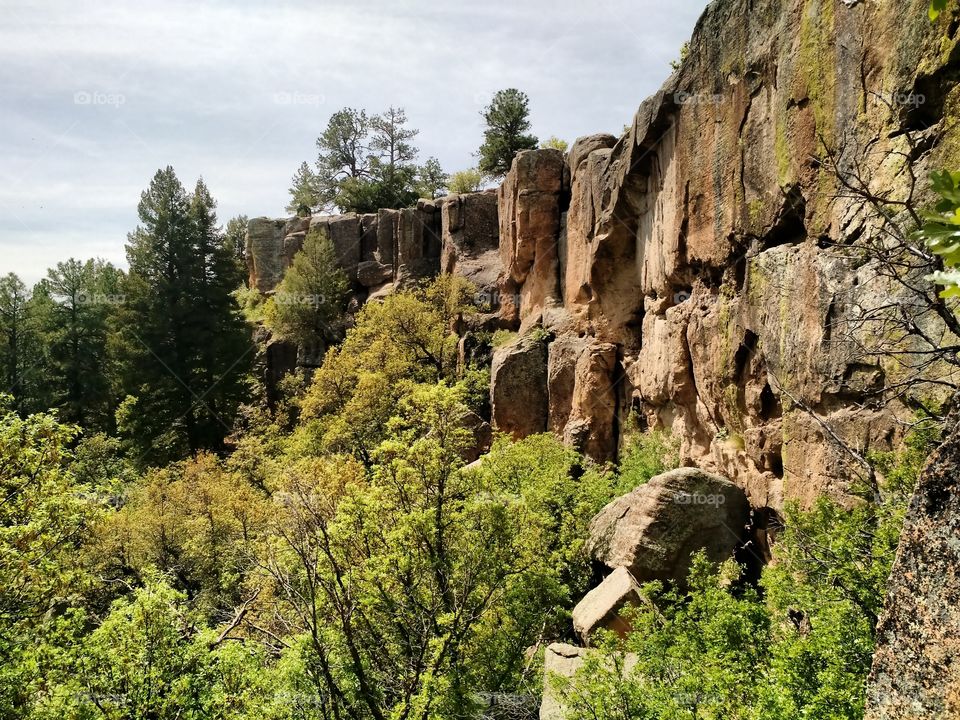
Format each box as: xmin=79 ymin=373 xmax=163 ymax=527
xmin=490 ymin=333 xmax=549 ymax=439
xmin=586 ymin=467 xmax=750 ymax=585
xmin=540 ymin=644 xmax=587 ymax=720
xmin=572 ymin=567 xmax=643 ymax=645
xmin=540 ymin=643 xmax=638 ymax=720
xmin=865 ymin=418 xmax=960 ymax=719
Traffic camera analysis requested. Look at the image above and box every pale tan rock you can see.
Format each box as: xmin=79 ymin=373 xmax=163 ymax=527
xmin=572 ymin=567 xmax=643 ymax=645
xmin=586 ymin=467 xmax=750 ymax=585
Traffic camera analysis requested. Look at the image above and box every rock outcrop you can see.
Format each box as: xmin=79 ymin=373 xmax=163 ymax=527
xmin=490 ymin=333 xmax=549 ymax=439
xmin=246 ymin=192 xmax=506 ymax=299
xmin=586 ymin=468 xmax=751 ymax=585
xmin=865 ymin=415 xmax=960 ymax=719
xmin=483 ymin=0 xmax=960 ymax=503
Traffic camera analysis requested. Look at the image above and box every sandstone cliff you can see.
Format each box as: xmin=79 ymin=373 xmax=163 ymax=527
xmin=247 ymin=0 xmax=960 ymax=515
xmin=490 ymin=0 xmax=960 ymax=514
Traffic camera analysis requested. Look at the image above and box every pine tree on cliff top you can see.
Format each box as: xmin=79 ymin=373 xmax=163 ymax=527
xmin=478 ymin=88 xmax=539 ymax=177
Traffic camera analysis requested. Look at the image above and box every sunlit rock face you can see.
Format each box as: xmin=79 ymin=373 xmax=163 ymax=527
xmin=487 ymin=0 xmax=960 ymax=499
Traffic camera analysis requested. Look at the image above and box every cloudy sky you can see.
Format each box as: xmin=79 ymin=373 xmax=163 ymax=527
xmin=1 ymin=0 xmax=707 ymax=284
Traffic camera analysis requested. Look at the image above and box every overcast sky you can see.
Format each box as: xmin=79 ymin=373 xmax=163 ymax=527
xmin=1 ymin=0 xmax=707 ymax=284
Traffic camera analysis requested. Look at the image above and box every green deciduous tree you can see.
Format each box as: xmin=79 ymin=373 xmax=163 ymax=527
xmin=447 ymin=168 xmax=484 ymax=194
xmin=478 ymin=89 xmax=538 ymax=177
xmin=0 ymin=400 xmax=105 ymax=715
xmin=264 ymin=228 xmax=350 ymax=347
xmin=540 ymin=136 xmax=569 ymax=153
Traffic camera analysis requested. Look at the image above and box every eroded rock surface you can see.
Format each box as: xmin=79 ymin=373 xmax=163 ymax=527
xmin=865 ymin=417 xmax=960 ymax=719
xmin=586 ymin=468 xmax=750 ymax=585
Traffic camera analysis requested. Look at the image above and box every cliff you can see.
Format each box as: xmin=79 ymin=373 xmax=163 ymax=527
xmin=247 ymin=0 xmax=960 ymax=512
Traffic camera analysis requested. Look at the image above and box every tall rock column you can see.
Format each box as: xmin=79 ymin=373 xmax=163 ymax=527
xmin=497 ymin=149 xmax=569 ymax=331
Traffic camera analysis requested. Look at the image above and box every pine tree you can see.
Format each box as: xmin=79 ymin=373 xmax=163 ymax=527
xmin=478 ymin=89 xmax=539 ymax=177
xmin=264 ymin=228 xmax=349 ymax=348
xmin=0 ymin=274 xmax=46 ymax=415
xmin=118 ymin=168 xmax=252 ymax=463
xmin=35 ymin=258 xmax=123 ymax=429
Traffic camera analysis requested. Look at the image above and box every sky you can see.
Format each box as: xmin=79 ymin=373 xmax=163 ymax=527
xmin=0 ymin=0 xmax=708 ymax=285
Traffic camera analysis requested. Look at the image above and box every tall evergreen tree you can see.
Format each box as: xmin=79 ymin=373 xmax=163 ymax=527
xmin=34 ymin=259 xmax=124 ymax=429
xmin=478 ymin=89 xmax=539 ymax=177
xmin=118 ymin=168 xmax=252 ymax=463
xmin=0 ymin=274 xmax=46 ymax=415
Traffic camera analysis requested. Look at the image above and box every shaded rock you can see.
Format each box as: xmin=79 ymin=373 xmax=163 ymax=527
xmin=865 ymin=417 xmax=960 ymax=719
xmin=460 ymin=411 xmax=493 ymax=464
xmin=357 ymin=260 xmax=393 ymax=288
xmin=395 ymin=205 xmax=442 ymax=286
xmin=572 ymin=567 xmax=643 ymax=645
xmin=441 ymin=190 xmax=501 ymax=305
xmin=490 ymin=333 xmax=549 ymax=439
xmin=310 ymin=214 xmax=362 ymax=285
xmin=245 ymin=218 xmax=288 ymax=292
xmin=586 ymin=467 xmax=750 ymax=585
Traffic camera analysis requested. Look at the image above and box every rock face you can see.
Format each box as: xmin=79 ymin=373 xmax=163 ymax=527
xmin=441 ymin=190 xmax=502 ymax=306
xmin=572 ymin=566 xmax=643 ymax=645
xmin=865 ymin=416 xmax=960 ymax=719
xmin=245 ymin=194 xmax=499 ymax=297
xmin=490 ymin=334 xmax=549 ymax=439
xmin=483 ymin=0 xmax=960 ymax=502
xmin=586 ymin=468 xmax=750 ymax=585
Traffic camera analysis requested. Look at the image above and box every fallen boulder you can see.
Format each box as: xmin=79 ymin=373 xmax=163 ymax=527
xmin=586 ymin=467 xmax=750 ymax=585
xmin=572 ymin=566 xmax=643 ymax=645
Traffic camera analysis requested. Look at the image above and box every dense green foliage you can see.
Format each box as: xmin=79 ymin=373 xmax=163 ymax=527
xmin=0 ymin=271 xmax=637 ymax=719
xmin=289 ymin=106 xmax=446 ymax=214
xmin=478 ymin=89 xmax=539 ymax=177
xmin=554 ymin=423 xmax=938 ymax=720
